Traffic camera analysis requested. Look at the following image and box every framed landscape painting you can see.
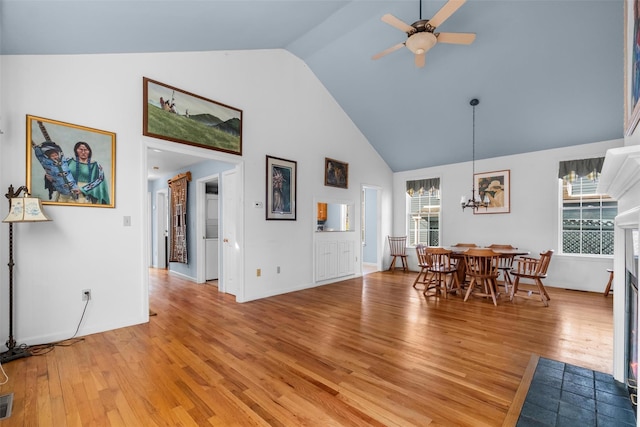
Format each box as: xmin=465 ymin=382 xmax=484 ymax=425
xmin=474 ymin=169 xmax=510 ymax=215
xmin=143 ymin=77 xmax=243 ymax=155
xmin=27 ymin=115 xmax=115 ymax=208
xmin=266 ymin=155 xmax=297 ymax=220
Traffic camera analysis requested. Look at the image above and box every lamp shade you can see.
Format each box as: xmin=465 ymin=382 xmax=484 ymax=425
xmin=3 ymin=196 xmax=51 ymax=223
xmin=405 ymin=32 xmax=437 ymax=55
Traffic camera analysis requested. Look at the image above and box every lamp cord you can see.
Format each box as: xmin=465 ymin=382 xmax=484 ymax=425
xmin=28 ymin=298 xmax=88 ymax=356
xmin=0 ymin=363 xmax=7 ymax=385
xmin=0 ymin=299 xmax=88 ymax=384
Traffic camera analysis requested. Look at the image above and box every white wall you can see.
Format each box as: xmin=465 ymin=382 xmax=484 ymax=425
xmin=0 ymin=49 xmax=393 ymax=349
xmin=393 ymin=139 xmax=624 ymax=292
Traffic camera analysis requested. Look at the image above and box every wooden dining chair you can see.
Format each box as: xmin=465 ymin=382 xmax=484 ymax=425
xmin=509 ymin=250 xmax=554 ymax=306
xmin=413 ymin=244 xmax=433 ymax=289
xmin=388 ymin=236 xmax=408 ymax=272
xmin=488 ymin=244 xmax=517 ymax=293
xmin=463 ymin=248 xmax=501 ymax=306
xmin=424 ymin=247 xmax=460 ymax=298
xmin=451 ymin=243 xmax=478 ymax=248
xmin=604 ymin=268 xmax=614 ymax=297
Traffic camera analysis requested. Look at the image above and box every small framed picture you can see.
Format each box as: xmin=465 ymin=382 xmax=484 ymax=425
xmin=474 ymin=169 xmax=510 ymax=214
xmin=324 ymin=157 xmax=348 ymax=189
xmin=266 ymin=155 xmax=297 ymax=220
xmin=27 ymin=115 xmax=115 ymax=208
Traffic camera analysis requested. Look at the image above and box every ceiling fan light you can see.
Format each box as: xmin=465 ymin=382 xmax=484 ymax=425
xmin=405 ymin=32 xmax=437 ymax=54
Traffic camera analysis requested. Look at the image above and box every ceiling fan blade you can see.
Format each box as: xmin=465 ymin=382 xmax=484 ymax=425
xmin=415 ymin=52 xmax=426 ymax=68
xmin=429 ymin=0 xmax=466 ymax=29
xmin=381 ymin=14 xmax=415 ymax=34
xmin=372 ymin=42 xmax=405 ymax=60
xmin=436 ymin=32 xmax=476 ymax=45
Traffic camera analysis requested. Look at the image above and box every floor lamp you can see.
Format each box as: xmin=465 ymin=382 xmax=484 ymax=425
xmin=0 ymin=185 xmax=50 ymax=364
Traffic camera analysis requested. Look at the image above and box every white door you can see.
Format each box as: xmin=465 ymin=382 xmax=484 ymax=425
xmin=222 ymin=169 xmax=238 ymax=296
xmin=156 ymin=190 xmax=167 ymax=268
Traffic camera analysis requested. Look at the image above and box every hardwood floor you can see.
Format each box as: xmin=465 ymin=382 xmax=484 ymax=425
xmin=0 ymin=269 xmax=613 ymax=426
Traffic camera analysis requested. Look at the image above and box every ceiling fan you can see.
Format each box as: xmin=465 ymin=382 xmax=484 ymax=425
xmin=372 ymin=0 xmax=475 ymax=68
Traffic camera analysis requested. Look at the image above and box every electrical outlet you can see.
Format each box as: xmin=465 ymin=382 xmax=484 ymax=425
xmin=277 ymin=266 xmax=280 ymax=274
xmin=82 ymin=289 xmax=91 ymax=301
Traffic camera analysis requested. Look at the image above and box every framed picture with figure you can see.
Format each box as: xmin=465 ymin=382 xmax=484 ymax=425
xmin=625 ymin=0 xmax=640 ymax=135
xmin=474 ymin=169 xmax=510 ymax=215
xmin=26 ymin=115 xmax=115 ymax=208
xmin=266 ymin=155 xmax=297 ymax=220
xmin=324 ymin=157 xmax=348 ymax=189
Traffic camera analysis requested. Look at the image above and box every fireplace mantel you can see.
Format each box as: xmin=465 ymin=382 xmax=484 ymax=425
xmin=598 ymin=145 xmax=640 ymax=199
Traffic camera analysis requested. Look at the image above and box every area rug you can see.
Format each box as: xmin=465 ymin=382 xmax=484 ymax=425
xmin=503 ymin=354 xmax=635 ymax=426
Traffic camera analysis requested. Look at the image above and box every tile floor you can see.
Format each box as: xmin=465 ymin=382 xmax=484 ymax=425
xmin=517 ymin=357 xmax=636 ymax=426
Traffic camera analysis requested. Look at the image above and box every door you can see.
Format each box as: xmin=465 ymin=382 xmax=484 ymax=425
xmin=222 ymin=168 xmax=238 ymax=296
xmin=156 ymin=190 xmax=168 ymax=268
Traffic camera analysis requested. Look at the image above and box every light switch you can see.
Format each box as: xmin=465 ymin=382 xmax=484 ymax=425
xmin=123 ymin=216 xmax=131 ymax=226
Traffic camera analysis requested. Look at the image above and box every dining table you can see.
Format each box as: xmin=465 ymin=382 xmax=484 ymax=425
xmin=445 ymin=246 xmax=530 ymax=287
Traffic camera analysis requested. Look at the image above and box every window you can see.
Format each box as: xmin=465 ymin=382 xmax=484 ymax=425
xmin=559 ymin=158 xmax=616 ymax=255
xmin=406 ymin=178 xmax=440 ymax=247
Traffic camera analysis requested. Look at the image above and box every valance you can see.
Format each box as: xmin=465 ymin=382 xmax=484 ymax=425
xmin=406 ymin=178 xmax=440 ymax=196
xmin=558 ymin=157 xmax=604 ymax=182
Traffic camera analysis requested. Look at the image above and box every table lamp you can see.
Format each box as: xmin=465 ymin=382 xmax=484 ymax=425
xmin=0 ymin=185 xmax=50 ymax=363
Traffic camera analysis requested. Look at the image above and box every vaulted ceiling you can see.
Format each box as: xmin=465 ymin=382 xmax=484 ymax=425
xmin=1 ymin=0 xmax=624 ymax=172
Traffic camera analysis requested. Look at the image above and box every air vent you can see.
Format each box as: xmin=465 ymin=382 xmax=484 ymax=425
xmin=0 ymin=393 xmax=14 ymax=420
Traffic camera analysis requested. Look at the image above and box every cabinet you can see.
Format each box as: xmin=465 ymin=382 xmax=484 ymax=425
xmin=315 ymin=240 xmax=337 ymax=282
xmin=206 ymin=195 xmax=218 ymax=238
xmin=205 ymin=238 xmax=219 ymax=280
xmin=338 ymin=240 xmax=355 ymax=277
xmin=315 ymin=239 xmax=355 ymax=282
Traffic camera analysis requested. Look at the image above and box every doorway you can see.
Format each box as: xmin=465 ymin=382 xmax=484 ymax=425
xmin=196 ymin=174 xmax=220 ymax=285
xmin=361 ymin=185 xmax=382 ymax=274
xmin=144 ymin=140 xmax=244 ymax=301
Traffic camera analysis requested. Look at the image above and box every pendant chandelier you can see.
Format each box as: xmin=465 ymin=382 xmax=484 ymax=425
xmin=461 ymin=98 xmax=489 ymax=211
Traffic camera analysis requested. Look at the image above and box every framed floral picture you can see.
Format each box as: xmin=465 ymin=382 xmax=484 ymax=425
xmin=27 ymin=115 xmax=115 ymax=208
xmin=266 ymin=155 xmax=296 ymax=220
xmin=474 ymin=169 xmax=510 ymax=215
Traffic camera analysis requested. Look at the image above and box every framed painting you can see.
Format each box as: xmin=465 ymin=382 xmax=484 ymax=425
xmin=26 ymin=115 xmax=115 ymax=208
xmin=143 ymin=77 xmax=243 ymax=155
xmin=474 ymin=169 xmax=510 ymax=215
xmin=266 ymin=155 xmax=296 ymax=220
xmin=625 ymin=0 xmax=640 ymax=136
xmin=324 ymin=157 xmax=348 ymax=189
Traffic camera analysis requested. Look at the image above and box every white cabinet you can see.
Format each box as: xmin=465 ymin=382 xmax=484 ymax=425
xmin=338 ymin=240 xmax=355 ymax=277
xmin=206 ymin=195 xmax=219 ymax=238
xmin=315 ymin=239 xmax=355 ymax=282
xmin=316 ymin=240 xmax=338 ymax=282
xmin=205 ymin=238 xmax=218 ymax=280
